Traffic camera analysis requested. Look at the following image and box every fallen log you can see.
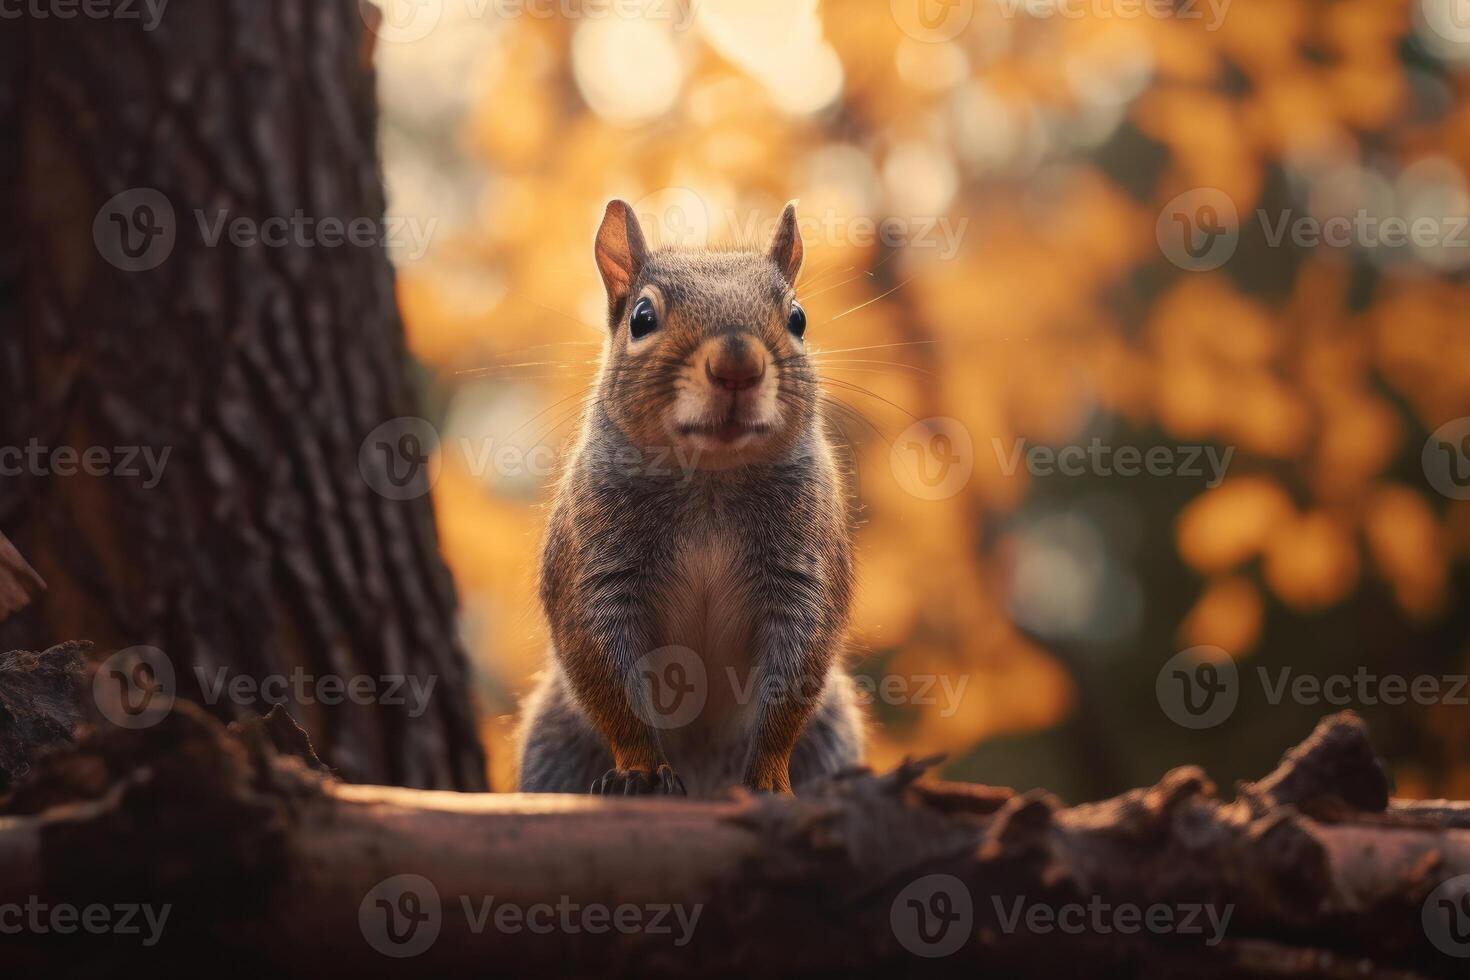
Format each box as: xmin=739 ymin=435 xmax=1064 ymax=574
xmin=1 ymin=667 xmax=1469 ymax=977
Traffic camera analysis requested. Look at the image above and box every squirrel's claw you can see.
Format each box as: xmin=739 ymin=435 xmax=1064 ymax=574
xmin=590 ymin=765 xmax=687 ymax=797
xmin=654 ymin=764 xmax=687 ymax=796
xmin=591 ymin=768 xmax=648 ymax=795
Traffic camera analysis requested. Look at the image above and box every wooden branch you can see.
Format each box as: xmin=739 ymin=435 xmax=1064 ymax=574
xmin=2 ymin=684 xmax=1469 ymax=977
xmin=0 ymin=532 xmax=44 ymax=624
xmin=0 ymin=642 xmax=84 ymax=795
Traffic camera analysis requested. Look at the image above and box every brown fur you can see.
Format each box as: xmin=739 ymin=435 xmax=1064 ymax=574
xmin=517 ymin=201 xmax=863 ymax=797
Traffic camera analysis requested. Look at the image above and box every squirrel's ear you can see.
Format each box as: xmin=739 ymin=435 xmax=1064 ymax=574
xmin=768 ymin=201 xmax=804 ymax=284
xmin=595 ymin=200 xmax=649 ymax=314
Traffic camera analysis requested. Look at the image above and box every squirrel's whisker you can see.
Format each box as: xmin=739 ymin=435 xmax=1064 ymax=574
xmin=810 ymin=359 xmax=938 ymax=379
xmin=823 ymin=276 xmax=916 ymax=323
xmin=820 ymin=393 xmax=895 ymax=448
xmin=818 ymin=377 xmax=920 ymax=422
xmin=501 ymin=386 xmax=596 ymax=442
xmin=807 ymin=340 xmax=939 ymax=357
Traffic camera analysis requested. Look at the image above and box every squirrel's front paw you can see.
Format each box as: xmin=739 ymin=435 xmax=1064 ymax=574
xmin=742 ymin=771 xmax=794 ymax=795
xmin=591 ymin=765 xmax=686 ymax=796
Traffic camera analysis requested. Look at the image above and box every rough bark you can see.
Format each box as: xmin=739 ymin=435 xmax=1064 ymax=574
xmin=0 ymin=642 xmax=85 ymax=795
xmin=0 ymin=1 xmax=485 ymax=789
xmin=2 ymin=696 xmax=1469 ymax=978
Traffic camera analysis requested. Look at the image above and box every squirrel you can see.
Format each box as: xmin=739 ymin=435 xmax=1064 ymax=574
xmin=516 ymin=199 xmax=864 ymax=797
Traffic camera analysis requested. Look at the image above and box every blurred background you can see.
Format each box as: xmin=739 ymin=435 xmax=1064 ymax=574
xmin=364 ymin=0 xmax=1470 ymax=800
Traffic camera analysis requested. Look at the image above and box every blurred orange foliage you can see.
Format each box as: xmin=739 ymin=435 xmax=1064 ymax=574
xmin=372 ymin=0 xmax=1470 ymax=796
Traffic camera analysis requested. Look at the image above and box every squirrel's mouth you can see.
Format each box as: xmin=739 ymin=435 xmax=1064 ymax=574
xmin=677 ymin=418 xmax=772 ymax=444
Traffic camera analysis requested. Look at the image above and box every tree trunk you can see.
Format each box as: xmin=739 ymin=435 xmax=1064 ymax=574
xmin=0 ymin=1 xmax=486 ymax=790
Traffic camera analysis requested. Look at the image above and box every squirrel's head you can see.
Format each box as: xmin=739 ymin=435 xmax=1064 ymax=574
xmin=590 ymin=199 xmax=817 ymax=470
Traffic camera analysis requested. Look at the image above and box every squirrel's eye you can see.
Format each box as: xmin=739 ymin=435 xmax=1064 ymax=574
xmin=629 ymin=297 xmax=659 ymax=340
xmin=787 ymin=301 xmax=807 ymax=339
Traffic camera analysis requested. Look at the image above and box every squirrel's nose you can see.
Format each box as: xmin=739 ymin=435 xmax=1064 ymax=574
xmin=705 ymin=346 xmax=766 ymax=392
